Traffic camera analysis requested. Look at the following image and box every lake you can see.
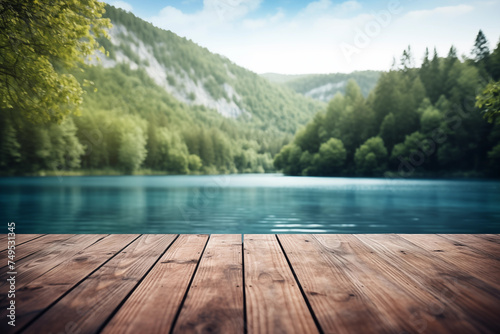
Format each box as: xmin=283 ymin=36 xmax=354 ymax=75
xmin=1 ymin=174 xmax=499 ymax=234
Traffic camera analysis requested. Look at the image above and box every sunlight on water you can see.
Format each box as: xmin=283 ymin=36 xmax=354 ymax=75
xmin=1 ymin=174 xmax=499 ymax=234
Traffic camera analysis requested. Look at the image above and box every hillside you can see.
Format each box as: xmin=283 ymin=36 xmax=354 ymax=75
xmin=0 ymin=5 xmax=324 ymax=175
xmin=263 ymin=71 xmax=381 ymax=102
xmin=260 ymin=73 xmax=310 ymax=84
xmin=96 ymin=6 xmax=323 ymax=133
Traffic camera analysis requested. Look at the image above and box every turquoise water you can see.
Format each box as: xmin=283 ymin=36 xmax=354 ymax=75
xmin=1 ymin=174 xmax=499 ymax=234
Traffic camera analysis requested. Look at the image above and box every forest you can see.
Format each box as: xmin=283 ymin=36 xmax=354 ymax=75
xmin=0 ymin=4 xmax=321 ymax=176
xmin=1 ymin=3 xmax=499 ymax=178
xmin=275 ymin=32 xmax=500 ymax=178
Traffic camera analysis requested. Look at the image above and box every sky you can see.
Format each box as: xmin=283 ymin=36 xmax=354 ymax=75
xmin=107 ymin=0 xmax=500 ymax=74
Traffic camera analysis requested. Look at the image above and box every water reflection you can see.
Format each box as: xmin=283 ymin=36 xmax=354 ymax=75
xmin=0 ymin=174 xmax=499 ymax=234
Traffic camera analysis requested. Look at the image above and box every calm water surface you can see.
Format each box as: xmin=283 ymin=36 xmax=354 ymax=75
xmin=1 ymin=174 xmax=499 ymax=234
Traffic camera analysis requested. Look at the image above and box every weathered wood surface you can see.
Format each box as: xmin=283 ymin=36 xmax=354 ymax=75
xmin=0 ymin=234 xmax=139 ymax=332
xmin=102 ymin=234 xmax=208 ymax=334
xmin=245 ymin=234 xmax=319 ymax=334
xmin=0 ymin=234 xmax=75 ymax=268
xmin=172 ymin=234 xmax=244 ymax=334
xmin=0 ymin=234 xmax=499 ymax=334
xmin=23 ymin=234 xmax=177 ymax=334
xmin=0 ymin=234 xmax=43 ymax=252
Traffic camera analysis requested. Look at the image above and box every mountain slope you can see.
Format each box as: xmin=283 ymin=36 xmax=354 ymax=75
xmin=95 ymin=6 xmax=323 ymax=134
xmin=262 ymin=71 xmax=381 ymax=102
xmin=0 ymin=5 xmax=325 ymax=175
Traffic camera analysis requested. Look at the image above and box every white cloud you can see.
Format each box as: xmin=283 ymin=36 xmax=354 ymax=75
xmin=406 ymin=4 xmax=474 ymax=19
xmin=142 ymin=1 xmax=500 ymax=74
xmin=303 ymin=0 xmax=332 ymax=15
xmin=338 ymin=0 xmax=362 ymax=12
xmin=243 ymin=9 xmax=285 ymax=30
xmin=151 ymin=0 xmax=262 ymax=28
xmin=111 ymin=1 xmax=133 ymax=12
xmin=301 ymin=0 xmax=361 ymax=16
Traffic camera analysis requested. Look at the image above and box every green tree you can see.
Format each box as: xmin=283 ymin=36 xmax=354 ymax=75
xmin=313 ymin=138 xmax=346 ymax=176
xmin=420 ymin=106 xmax=443 ymax=134
xmin=471 ymin=30 xmax=491 ymax=78
xmin=443 ymin=46 xmax=459 ymax=95
xmin=154 ymin=128 xmax=189 ymax=174
xmin=471 ymin=30 xmax=490 ymax=62
xmin=294 ymin=113 xmax=324 ymax=153
xmin=372 ymin=71 xmax=404 ymax=126
xmin=0 ymin=0 xmax=111 ymax=123
xmin=0 ymin=118 xmax=21 ymax=169
xmin=400 ymin=45 xmax=414 ymax=73
xmin=188 ymin=154 xmax=202 ymax=172
xmin=428 ymin=48 xmax=443 ymax=103
xmin=420 ymin=48 xmax=432 ymax=97
xmin=320 ymin=93 xmax=344 ymax=142
xmin=476 ymin=81 xmax=500 ymax=123
xmin=47 ymin=118 xmax=85 ymax=170
xmin=490 ymin=40 xmax=500 ymax=80
xmin=273 ymin=143 xmax=303 ymax=176
xmin=117 ymin=116 xmax=148 ymax=173
xmin=379 ymin=113 xmax=397 ymax=152
xmin=391 ymin=131 xmax=438 ymax=172
xmin=487 ymin=144 xmax=500 ymax=177
xmin=354 ymin=137 xmax=388 ymax=176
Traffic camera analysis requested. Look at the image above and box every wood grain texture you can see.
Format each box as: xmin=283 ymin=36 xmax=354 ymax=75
xmin=474 ymin=234 xmax=500 ymax=244
xmin=102 ymin=234 xmax=208 ymax=334
xmin=245 ymin=234 xmax=318 ymax=334
xmin=0 ymin=234 xmax=44 ymax=252
xmin=173 ymin=234 xmax=244 ymax=334
xmin=3 ymin=234 xmax=500 ymax=334
xmin=439 ymin=234 xmax=500 ymax=259
xmin=0 ymin=234 xmax=74 ymax=269
xmin=400 ymin=234 xmax=500 ymax=290
xmin=0 ymin=234 xmax=139 ymax=334
xmin=355 ymin=234 xmax=498 ymax=333
xmin=23 ymin=234 xmax=177 ymax=334
xmin=0 ymin=234 xmax=104 ymax=295
xmin=279 ymin=234 xmax=402 ymax=334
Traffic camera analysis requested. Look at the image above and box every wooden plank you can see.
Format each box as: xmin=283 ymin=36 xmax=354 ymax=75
xmin=400 ymin=234 xmax=500 ymax=290
xmin=0 ymin=234 xmax=139 ymax=334
xmin=101 ymin=234 xmax=208 ymax=334
xmin=279 ymin=234 xmax=402 ymax=334
xmin=474 ymin=234 xmax=500 ymax=244
xmin=439 ymin=234 xmax=500 ymax=259
xmin=0 ymin=234 xmax=44 ymax=252
xmin=172 ymin=234 xmax=244 ymax=334
xmin=355 ymin=234 xmax=500 ymax=333
xmin=0 ymin=234 xmax=75 ymax=268
xmin=15 ymin=234 xmax=44 ymax=244
xmin=0 ymin=234 xmax=105 ymax=295
xmin=22 ymin=234 xmax=177 ymax=334
xmin=245 ymin=234 xmax=318 ymax=334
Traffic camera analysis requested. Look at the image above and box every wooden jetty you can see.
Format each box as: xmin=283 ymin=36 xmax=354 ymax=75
xmin=1 ymin=234 xmax=500 ymax=333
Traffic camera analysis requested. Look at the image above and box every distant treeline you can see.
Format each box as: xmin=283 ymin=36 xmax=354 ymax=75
xmin=274 ymin=31 xmax=500 ymax=178
xmin=285 ymin=71 xmax=381 ymax=99
xmin=0 ymin=64 xmax=289 ymax=175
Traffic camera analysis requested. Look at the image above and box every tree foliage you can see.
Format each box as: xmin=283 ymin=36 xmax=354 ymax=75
xmin=354 ymin=137 xmax=387 ymax=176
xmin=0 ymin=0 xmax=111 ymax=123
xmin=275 ymin=30 xmax=500 ymax=177
xmin=476 ymin=81 xmax=500 ymax=123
